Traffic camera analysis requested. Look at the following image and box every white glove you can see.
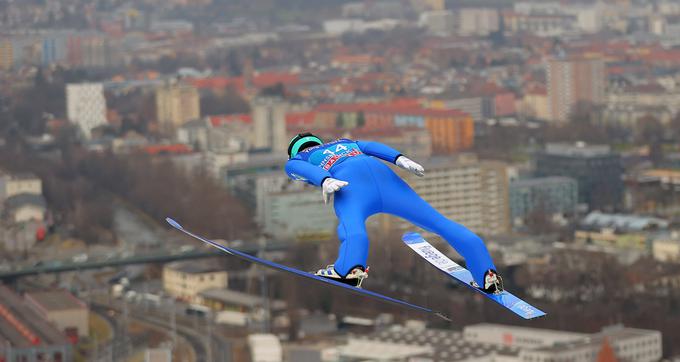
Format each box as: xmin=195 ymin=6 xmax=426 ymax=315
xmin=395 ymin=156 xmax=425 ymax=177
xmin=322 ymin=178 xmax=349 ymax=204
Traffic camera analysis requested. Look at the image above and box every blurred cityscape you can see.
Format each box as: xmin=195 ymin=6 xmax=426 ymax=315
xmin=1 ymin=0 xmax=680 ymax=361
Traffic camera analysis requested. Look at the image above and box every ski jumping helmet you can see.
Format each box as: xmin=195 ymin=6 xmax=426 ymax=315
xmin=288 ymin=132 xmax=323 ymax=158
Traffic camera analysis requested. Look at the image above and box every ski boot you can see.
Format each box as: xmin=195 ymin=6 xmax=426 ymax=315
xmin=314 ymin=264 xmax=369 ymax=288
xmin=470 ymin=269 xmax=504 ymax=295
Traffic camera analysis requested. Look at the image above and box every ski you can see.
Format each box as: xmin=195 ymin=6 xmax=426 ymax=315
xmin=166 ymin=217 xmax=450 ymax=321
xmin=402 ymin=232 xmax=546 ymax=320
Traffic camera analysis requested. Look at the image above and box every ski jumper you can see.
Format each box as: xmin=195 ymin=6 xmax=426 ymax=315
xmin=285 ymin=138 xmax=496 ymax=287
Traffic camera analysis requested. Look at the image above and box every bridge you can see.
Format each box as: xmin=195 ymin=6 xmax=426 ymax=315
xmin=0 ymin=242 xmax=289 ymax=281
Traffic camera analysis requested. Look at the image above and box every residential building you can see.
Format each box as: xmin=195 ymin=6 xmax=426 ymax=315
xmin=248 ymin=334 xmax=283 ymax=362
xmin=2 ymin=193 xmax=46 ymax=223
xmin=0 ymin=172 xmax=42 ymax=201
xmin=535 ymin=142 xmax=623 ymax=211
xmin=546 ymin=56 xmax=605 ymax=122
xmin=509 ymin=177 xmax=578 ymax=227
xmin=0 ymin=285 xmax=73 ymax=361
xmin=66 ymin=83 xmax=108 ymax=139
xmin=605 ymin=84 xmax=680 ymax=128
xmin=463 ymin=323 xmax=586 ymax=349
xmin=350 ymin=127 xmax=432 ymax=161
xmin=521 ymin=325 xmax=662 ymax=362
xmin=316 ymin=103 xmax=473 ymax=154
xmin=404 ymin=154 xmax=510 ymax=236
xmin=291 ymin=321 xmax=661 ymax=362
xmin=0 ymin=40 xmax=12 ymax=70
xmin=24 ymin=290 xmax=89 ymax=338
xmin=252 ymin=97 xmax=288 ymax=153
xmin=66 ymin=33 xmax=121 ymax=68
xmin=652 ymin=232 xmax=680 ymax=262
xmin=413 ymin=0 xmax=445 ymax=12
xmin=429 ymin=96 xmax=488 ymax=121
xmin=575 ymin=212 xmax=669 ymax=251
xmin=162 ymin=261 xmax=228 ymax=303
xmin=262 ymin=189 xmax=336 ymax=241
xmin=503 ymin=12 xmax=575 ymax=36
xmin=458 ymin=8 xmax=500 ymax=36
xmin=419 ymin=11 xmax=456 ymax=36
xmin=625 ymin=168 xmax=680 ymax=215
xmin=155 ymin=81 xmax=200 ymax=129
xmin=518 ymin=85 xmax=549 ymax=120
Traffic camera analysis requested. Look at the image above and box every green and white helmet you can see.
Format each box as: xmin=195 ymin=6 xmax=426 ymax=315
xmin=287 ymin=132 xmax=324 ymax=158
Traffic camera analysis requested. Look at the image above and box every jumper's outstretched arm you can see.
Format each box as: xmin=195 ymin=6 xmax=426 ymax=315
xmin=285 ymin=159 xmax=333 ymax=186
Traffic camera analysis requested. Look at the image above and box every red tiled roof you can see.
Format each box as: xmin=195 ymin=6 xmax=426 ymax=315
xmin=315 ymin=102 xmax=469 ymax=118
xmin=186 ymin=77 xmax=246 ymax=93
xmin=285 ymin=111 xmax=315 ymax=126
xmin=209 ymin=114 xmax=251 ymax=127
xmin=252 ymin=72 xmax=300 ymax=88
xmin=143 ymin=144 xmax=192 ymax=155
xmin=351 ymin=127 xmax=405 ymax=138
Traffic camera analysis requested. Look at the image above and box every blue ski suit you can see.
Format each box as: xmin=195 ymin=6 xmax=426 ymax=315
xmin=285 ymin=138 xmax=495 ymax=286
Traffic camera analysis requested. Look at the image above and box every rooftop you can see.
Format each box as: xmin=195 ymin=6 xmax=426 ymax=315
xmin=349 ymin=324 xmax=520 ymax=361
xmin=25 ymin=290 xmax=87 ymax=312
xmin=582 ymin=211 xmax=669 ymax=232
xmin=0 ymin=285 xmax=69 ymax=348
xmin=544 ymin=142 xmax=613 ymax=157
xmin=531 ymin=325 xmax=661 ymax=353
xmin=3 ymin=193 xmax=46 ymax=209
xmin=510 ymin=176 xmax=577 ymax=188
xmin=166 ymin=261 xmax=224 ymax=274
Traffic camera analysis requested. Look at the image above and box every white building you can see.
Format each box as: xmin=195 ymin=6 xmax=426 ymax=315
xmin=576 ymin=6 xmax=603 ymax=33
xmin=464 ymin=323 xmax=586 ymax=349
xmin=458 ymin=8 xmax=500 ymax=36
xmin=0 ymin=172 xmax=42 ymax=201
xmin=252 ymin=97 xmax=288 ymax=153
xmin=248 ymin=334 xmax=282 ymax=362
xmin=262 ymin=189 xmax=336 ymax=241
xmin=162 ymin=261 xmax=228 ymax=303
xmin=419 ymin=10 xmax=457 ymax=36
xmin=66 ymin=83 xmax=107 ymax=139
xmin=653 ymin=232 xmax=680 ymax=262
xmin=520 ymin=325 xmax=662 ymax=362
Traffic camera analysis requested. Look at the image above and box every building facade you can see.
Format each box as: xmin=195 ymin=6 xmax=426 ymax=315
xmin=509 ymin=177 xmax=578 ymax=226
xmin=66 ymin=83 xmax=108 ymax=139
xmin=162 ymin=261 xmax=228 ymax=303
xmin=405 ymin=154 xmax=510 ymax=236
xmin=155 ymin=81 xmax=200 ymax=129
xmin=547 ymin=56 xmax=605 ymax=122
xmin=252 ymin=97 xmax=289 ymax=153
xmin=535 ymin=143 xmax=623 ymax=211
xmin=24 ymin=290 xmax=89 ymax=338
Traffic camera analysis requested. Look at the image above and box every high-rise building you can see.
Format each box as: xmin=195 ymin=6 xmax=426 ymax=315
xmin=458 ymin=8 xmax=500 ymax=36
xmin=155 ymin=81 xmax=200 ymax=129
xmin=252 ymin=97 xmax=288 ymax=152
xmin=535 ymin=142 xmax=623 ymax=211
xmin=547 ymin=56 xmax=605 ymax=122
xmin=404 ymin=154 xmax=510 ymax=237
xmin=0 ymin=40 xmax=13 ymax=70
xmin=66 ymin=83 xmax=107 ymax=139
xmin=509 ymin=176 xmax=578 ymax=226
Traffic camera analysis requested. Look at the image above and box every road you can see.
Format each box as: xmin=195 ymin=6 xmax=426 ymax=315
xmin=91 ymin=295 xmax=232 ymax=362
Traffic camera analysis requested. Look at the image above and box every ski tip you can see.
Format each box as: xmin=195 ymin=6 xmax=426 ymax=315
xmin=165 ymin=217 xmax=183 ymax=230
xmin=434 ymin=311 xmax=452 ymax=322
xmin=402 ymin=232 xmax=423 ymax=244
